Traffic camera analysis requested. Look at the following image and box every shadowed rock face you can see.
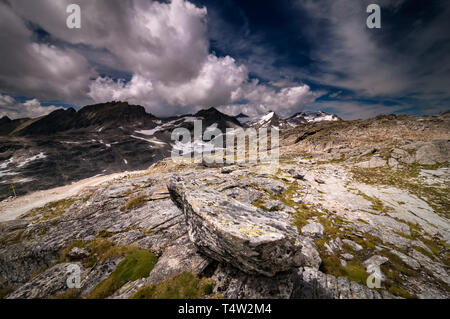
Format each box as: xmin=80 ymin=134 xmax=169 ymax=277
xmin=10 ymin=102 xmax=157 ymax=137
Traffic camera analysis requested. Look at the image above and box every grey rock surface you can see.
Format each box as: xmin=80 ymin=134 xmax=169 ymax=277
xmin=1 ymin=112 xmax=449 ymax=299
xmin=168 ymin=173 xmax=307 ymax=276
xmin=301 ymin=222 xmax=324 ymax=239
xmin=6 ymin=263 xmax=86 ymax=299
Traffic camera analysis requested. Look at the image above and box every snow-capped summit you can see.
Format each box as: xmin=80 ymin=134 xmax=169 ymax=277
xmin=259 ymin=111 xmax=276 ymax=123
xmin=248 ymin=111 xmax=290 ymax=129
xmin=246 ymin=110 xmax=341 ymax=129
xmin=287 ymin=111 xmax=341 ymax=126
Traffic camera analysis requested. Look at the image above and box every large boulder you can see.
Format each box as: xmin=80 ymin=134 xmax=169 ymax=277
xmin=168 ymin=174 xmax=309 ymax=277
xmin=301 ymin=222 xmax=324 ymax=239
xmin=414 ymin=140 xmax=449 ymax=165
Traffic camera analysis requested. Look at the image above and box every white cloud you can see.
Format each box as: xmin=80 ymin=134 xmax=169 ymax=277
xmin=0 ymin=94 xmax=62 ymax=119
xmin=9 ymin=0 xmax=210 ymax=84
xmin=156 ymin=55 xmax=248 ymax=108
xmin=219 ymin=81 xmax=322 ymax=117
xmin=2 ymin=0 xmax=323 ymax=117
xmin=88 ymin=54 xmax=250 ymax=116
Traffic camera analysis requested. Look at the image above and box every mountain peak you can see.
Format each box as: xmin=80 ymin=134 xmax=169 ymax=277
xmin=79 ymin=101 xmax=151 ymax=116
xmin=287 ymin=110 xmax=341 ymax=125
xmin=195 ymin=107 xmax=222 ymax=117
xmin=259 ymin=111 xmax=276 ymax=122
xmin=194 ymin=107 xmax=243 ymax=130
xmin=0 ymin=115 xmax=12 ymax=124
xmin=248 ymin=111 xmax=289 ymax=129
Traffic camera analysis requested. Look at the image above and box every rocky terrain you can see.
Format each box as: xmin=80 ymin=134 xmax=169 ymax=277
xmin=0 ymin=103 xmax=243 ymax=201
xmin=244 ymin=110 xmax=340 ymax=129
xmin=0 ymin=104 xmax=337 ymax=201
xmin=0 ymin=110 xmax=448 ymax=299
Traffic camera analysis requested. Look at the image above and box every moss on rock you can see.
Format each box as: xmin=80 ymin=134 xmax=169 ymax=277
xmin=88 ymin=249 xmax=158 ymax=299
xmin=131 ymin=272 xmax=215 ymax=299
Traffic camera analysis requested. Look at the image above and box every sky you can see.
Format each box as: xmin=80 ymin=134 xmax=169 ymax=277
xmin=0 ymin=0 xmax=449 ymax=120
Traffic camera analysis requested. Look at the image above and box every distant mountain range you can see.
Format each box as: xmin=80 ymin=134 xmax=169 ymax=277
xmin=1 ymin=102 xmax=340 ymax=137
xmin=0 ymin=101 xmax=340 ymax=199
xmin=245 ymin=110 xmax=341 ymax=129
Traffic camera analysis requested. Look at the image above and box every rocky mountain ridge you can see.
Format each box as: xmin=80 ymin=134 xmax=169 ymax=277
xmin=244 ymin=110 xmax=341 ymax=129
xmin=0 ymin=103 xmax=339 ymax=200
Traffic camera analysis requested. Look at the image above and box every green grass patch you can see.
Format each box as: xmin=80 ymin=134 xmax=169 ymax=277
xmin=358 ymin=192 xmax=391 ymax=213
xmin=251 ymin=199 xmax=269 ymax=211
xmin=61 ymin=238 xmax=145 ymax=268
xmin=392 ymin=218 xmax=422 ymax=240
xmin=317 ymin=157 xmax=346 ymax=165
xmin=51 ymin=289 xmax=81 ymax=299
xmin=317 ymin=216 xmax=340 ymax=235
xmin=442 ymin=252 xmax=450 ymax=267
xmin=0 ymin=230 xmax=25 ymax=246
xmin=412 ymin=246 xmax=435 ymax=261
xmin=25 ymin=198 xmax=77 ymax=221
xmin=0 ymin=287 xmax=12 ymax=299
xmin=292 ymin=204 xmax=323 ymax=231
xmin=380 ymin=250 xmax=418 ymax=299
xmin=88 ymin=249 xmax=158 ymax=299
xmin=379 ymin=250 xmax=417 ymax=278
xmin=121 ymin=195 xmax=147 ymax=211
xmin=387 ymin=285 xmax=417 ymax=299
xmin=377 ymin=250 xmax=419 ymax=298
xmin=349 ymin=233 xmax=380 ymax=251
xmin=319 ymin=255 xmax=368 ymax=285
xmin=419 ymin=237 xmax=440 ymax=255
xmin=440 ymin=241 xmax=450 ymax=249
xmin=131 ymin=272 xmax=215 ymax=299
xmin=357 ymin=218 xmax=370 ymax=225
xmin=334 ymin=217 xmax=345 ymax=225
xmin=394 ymin=231 xmax=414 ymax=240
xmin=96 ymin=230 xmax=113 ymax=238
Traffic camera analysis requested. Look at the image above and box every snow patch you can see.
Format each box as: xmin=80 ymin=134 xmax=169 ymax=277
xmin=17 ymin=153 xmax=47 ymax=168
xmin=259 ymin=112 xmax=275 ymax=124
xmin=136 ymin=128 xmax=161 ymax=136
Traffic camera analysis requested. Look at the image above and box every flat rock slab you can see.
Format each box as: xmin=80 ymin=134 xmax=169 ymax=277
xmin=168 ymin=174 xmax=306 ymax=277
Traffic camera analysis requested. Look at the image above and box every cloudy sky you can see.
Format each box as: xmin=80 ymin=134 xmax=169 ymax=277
xmin=0 ymin=0 xmax=449 ymax=120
